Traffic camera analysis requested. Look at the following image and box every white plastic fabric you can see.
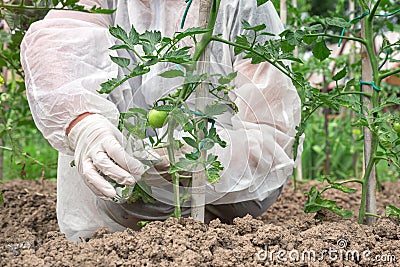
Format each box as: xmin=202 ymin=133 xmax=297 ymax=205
xmin=21 ymin=0 xmax=302 ymax=240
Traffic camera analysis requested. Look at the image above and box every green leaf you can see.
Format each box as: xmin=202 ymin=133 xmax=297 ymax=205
xmin=184 ymin=72 xmax=207 ymax=84
xmin=384 ymin=95 xmax=400 ymax=105
xmin=256 ymin=0 xmax=269 ymax=7
xmin=283 ymin=30 xmax=304 ymax=46
xmin=159 ymin=37 xmax=173 ymax=51
xmin=140 ymin=30 xmax=162 ymax=44
xmin=243 ymin=45 xmax=265 ymax=64
xmin=293 ymin=30 xmax=305 ymax=45
xmin=312 ymin=40 xmax=331 ymax=61
xmin=343 ymin=78 xmax=356 ymax=91
xmin=200 ymin=138 xmax=215 ymax=151
xmin=241 ymin=20 xmax=266 ymax=32
xmin=303 ymin=186 xmax=321 ymax=211
xmin=175 ymin=27 xmax=210 ymax=41
xmin=206 ymin=154 xmax=218 ymax=165
xmin=110 ymin=55 xmax=130 ymax=68
xmin=326 ymin=17 xmax=351 ymax=28
xmin=280 ymin=40 xmax=295 ymax=53
xmin=280 ymin=56 xmax=304 ymax=64
xmin=303 ymin=186 xmax=354 ymax=219
xmin=170 ymin=108 xmax=192 ymax=127
xmin=330 ymin=207 xmax=354 ymax=219
xmin=207 ymin=127 xmax=227 ymax=148
xmin=109 ymin=44 xmax=130 ymax=50
xmin=154 ymin=105 xmax=175 ymax=112
xmin=148 ymin=135 xmax=155 ymax=145
xmin=159 ymin=69 xmax=185 ymax=78
xmin=163 ymin=48 xmax=191 ymax=63
xmin=386 ymin=205 xmax=400 ymax=219
xmin=130 ymin=64 xmax=150 ymax=77
xmin=128 ymin=26 xmax=140 ymax=45
xmin=306 ymin=24 xmax=324 ymax=32
xmin=204 ymin=104 xmax=229 ymax=117
xmin=303 ymin=35 xmax=317 ymax=45
xmin=0 ymin=31 xmax=11 ymax=43
xmin=259 ymin=32 xmax=276 ymax=37
xmin=98 ymin=78 xmax=119 ymax=94
xmin=109 ymin=25 xmax=128 ymax=42
xmin=206 ymin=168 xmax=220 ymax=183
xmin=144 ymin=58 xmax=159 ymax=67
xmin=234 ymin=35 xmax=250 ymax=56
xmin=183 ymin=137 xmax=198 ymax=149
xmin=332 ymin=67 xmax=347 ymax=81
xmin=142 ymin=43 xmax=156 ymax=55
xmin=182 ymin=120 xmax=195 ymax=132
xmin=64 ymin=0 xmax=79 ymax=6
xmin=329 ymin=183 xmax=357 ymax=194
xmin=171 ymin=158 xmax=199 ymax=173
xmin=89 ymin=6 xmax=116 ymax=14
xmin=128 ymin=107 xmax=147 ymax=116
xmin=124 ymin=121 xmax=146 ymax=139
xmin=218 ymin=71 xmax=237 ymax=84
xmin=137 ymin=221 xmax=150 ymax=227
xmin=185 ymin=152 xmax=199 ymax=161
xmin=206 ymin=159 xmax=223 ymax=183
xmin=129 ymin=181 xmax=154 ymax=204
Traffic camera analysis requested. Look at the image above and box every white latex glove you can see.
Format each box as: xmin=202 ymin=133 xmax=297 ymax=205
xmin=141 ymin=145 xmax=193 ymax=186
xmin=67 ymin=114 xmax=149 ymax=198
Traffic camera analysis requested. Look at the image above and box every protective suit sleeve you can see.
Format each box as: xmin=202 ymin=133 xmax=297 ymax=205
xmin=210 ymin=1 xmax=301 ymax=195
xmin=20 ymin=0 xmax=119 ymax=155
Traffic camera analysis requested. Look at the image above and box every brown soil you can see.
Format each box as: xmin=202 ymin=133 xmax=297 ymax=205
xmin=1 ymin=179 xmax=399 ymax=266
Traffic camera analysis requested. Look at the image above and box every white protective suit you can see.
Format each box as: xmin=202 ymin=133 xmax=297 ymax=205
xmin=21 ymin=0 xmax=302 ymax=240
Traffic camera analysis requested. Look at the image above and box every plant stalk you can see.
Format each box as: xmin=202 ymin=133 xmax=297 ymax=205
xmin=192 ymin=0 xmax=221 ymax=62
xmin=322 ymin=79 xmax=331 ymax=176
xmin=0 ymin=38 xmax=9 ymax=181
xmin=166 ymin=120 xmax=181 ymax=218
xmin=379 ymin=67 xmax=400 ymax=81
xmin=358 ymin=4 xmax=381 ymax=225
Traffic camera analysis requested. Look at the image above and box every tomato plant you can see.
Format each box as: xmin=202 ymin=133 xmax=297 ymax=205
xmin=1 ymin=0 xmax=399 ymax=226
xmin=98 ymin=0 xmax=400 ymax=224
xmin=284 ymin=0 xmax=400 ymax=224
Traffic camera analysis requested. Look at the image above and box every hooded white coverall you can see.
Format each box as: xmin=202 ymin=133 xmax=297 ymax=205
xmin=21 ymin=0 xmax=302 ymax=241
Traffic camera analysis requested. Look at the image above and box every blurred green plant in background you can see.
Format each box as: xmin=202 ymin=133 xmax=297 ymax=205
xmin=0 ymin=0 xmax=113 ymax=183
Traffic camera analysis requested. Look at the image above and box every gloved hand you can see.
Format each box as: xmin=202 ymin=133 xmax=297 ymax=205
xmin=141 ymin=144 xmax=193 ymax=186
xmin=67 ymin=113 xmax=151 ymax=198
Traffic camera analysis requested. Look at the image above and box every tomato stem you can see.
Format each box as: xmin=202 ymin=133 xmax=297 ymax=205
xmin=166 ymin=119 xmax=181 ymax=218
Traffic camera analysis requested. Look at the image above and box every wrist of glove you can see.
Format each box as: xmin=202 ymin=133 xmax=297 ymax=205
xmin=67 ymin=114 xmax=149 ymax=199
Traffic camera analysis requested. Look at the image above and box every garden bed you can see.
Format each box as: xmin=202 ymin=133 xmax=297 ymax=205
xmin=1 ymin=178 xmax=399 ymax=266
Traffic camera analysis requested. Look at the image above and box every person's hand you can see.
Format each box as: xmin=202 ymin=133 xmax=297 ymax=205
xmin=67 ymin=113 xmax=149 ymax=198
xmin=141 ymin=144 xmax=193 ymax=186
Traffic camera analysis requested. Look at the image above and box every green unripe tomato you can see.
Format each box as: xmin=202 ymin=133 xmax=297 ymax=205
xmin=148 ymin=109 xmax=168 ymax=128
xmin=393 ymin=122 xmax=400 ymax=133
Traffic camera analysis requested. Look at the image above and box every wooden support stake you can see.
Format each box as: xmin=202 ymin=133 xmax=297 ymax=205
xmin=361 ymin=19 xmax=377 ymax=225
xmin=191 ymin=0 xmax=213 ymax=222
